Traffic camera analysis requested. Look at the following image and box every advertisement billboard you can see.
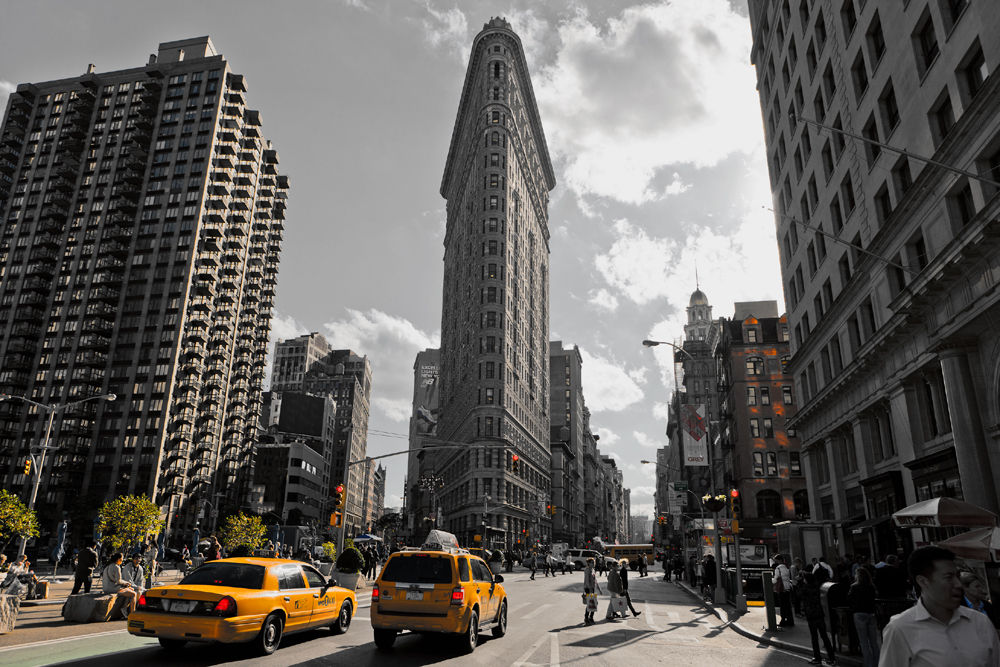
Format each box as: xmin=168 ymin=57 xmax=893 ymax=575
xmin=681 ymin=404 xmax=708 ymax=466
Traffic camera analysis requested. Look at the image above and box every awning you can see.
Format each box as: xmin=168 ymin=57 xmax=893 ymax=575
xmin=851 ymin=516 xmax=891 ymax=534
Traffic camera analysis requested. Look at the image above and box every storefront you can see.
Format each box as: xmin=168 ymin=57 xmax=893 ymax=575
xmin=906 ymin=449 xmax=965 ymax=544
xmin=860 ymin=471 xmax=912 ymax=560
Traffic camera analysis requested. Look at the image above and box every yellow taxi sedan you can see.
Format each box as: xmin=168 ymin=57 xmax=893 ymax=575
xmin=127 ymin=557 xmax=356 ymax=655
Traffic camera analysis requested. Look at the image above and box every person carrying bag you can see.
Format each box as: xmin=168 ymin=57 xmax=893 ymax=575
xmin=606 ymin=561 xmax=625 ymax=620
xmin=582 ymin=558 xmax=602 ymax=624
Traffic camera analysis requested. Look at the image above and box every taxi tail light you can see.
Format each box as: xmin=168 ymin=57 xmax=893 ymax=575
xmin=212 ymin=595 xmax=238 ymax=618
xmin=450 ymin=587 xmax=464 ymax=606
xmin=371 ymin=585 xmax=379 ymax=606
xmin=136 ymin=592 xmax=147 ymax=610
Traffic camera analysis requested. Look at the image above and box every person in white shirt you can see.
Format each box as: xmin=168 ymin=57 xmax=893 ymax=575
xmin=881 ymin=546 xmax=999 ymax=667
xmin=773 ymin=555 xmax=794 ymax=627
xmin=102 ymin=552 xmax=138 ymax=619
xmin=122 ymin=554 xmax=145 ymax=595
xmin=814 ymin=556 xmax=835 ymax=583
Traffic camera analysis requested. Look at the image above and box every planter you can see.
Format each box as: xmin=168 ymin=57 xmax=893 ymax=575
xmin=333 ymin=572 xmax=362 ymax=591
xmin=704 ymin=499 xmax=726 ymax=513
xmin=487 ymin=560 xmax=503 ymax=575
xmin=318 ymin=562 xmax=334 ymax=577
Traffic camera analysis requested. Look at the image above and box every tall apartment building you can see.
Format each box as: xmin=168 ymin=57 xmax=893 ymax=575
xmin=748 ymin=0 xmax=1000 ymax=559
xmin=270 ymin=332 xmax=330 ymax=391
xmin=716 ymin=301 xmax=807 ymax=552
xmin=548 ymin=341 xmax=585 ymax=546
xmin=0 ymin=37 xmax=286 ymax=543
xmin=404 ymin=347 xmax=440 ymax=545
xmin=435 ymin=17 xmax=557 ymax=549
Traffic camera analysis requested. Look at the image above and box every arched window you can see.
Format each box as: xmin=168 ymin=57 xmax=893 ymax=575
xmin=491 ymin=131 xmax=499 ymax=146
xmin=793 ymin=490 xmax=810 ymax=519
xmin=494 ymin=62 xmax=500 ymax=78
xmin=756 ymin=490 xmax=783 ymax=519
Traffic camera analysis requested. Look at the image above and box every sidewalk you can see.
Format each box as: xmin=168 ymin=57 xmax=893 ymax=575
xmin=20 ymin=566 xmax=187 ymax=608
xmin=673 ymin=578 xmax=862 ymax=666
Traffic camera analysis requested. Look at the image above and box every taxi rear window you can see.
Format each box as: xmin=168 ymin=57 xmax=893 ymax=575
xmin=180 ymin=563 xmax=266 ymax=589
xmin=381 ymin=555 xmax=453 ymax=584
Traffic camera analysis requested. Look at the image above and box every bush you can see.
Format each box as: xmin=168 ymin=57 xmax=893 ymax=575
xmin=336 ymin=546 xmax=365 ymax=574
xmin=321 ymin=542 xmax=337 ymax=562
xmin=228 ymin=544 xmax=254 ymax=558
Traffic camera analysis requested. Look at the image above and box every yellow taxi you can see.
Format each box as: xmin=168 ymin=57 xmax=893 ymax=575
xmin=370 ymin=531 xmax=507 ymax=654
xmin=127 ymin=557 xmax=356 ymax=656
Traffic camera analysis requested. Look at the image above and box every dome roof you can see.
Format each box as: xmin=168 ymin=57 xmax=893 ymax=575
xmin=689 ymin=289 xmax=709 ymax=307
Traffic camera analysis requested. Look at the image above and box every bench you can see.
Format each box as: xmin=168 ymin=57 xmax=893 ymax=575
xmin=61 ymin=592 xmax=130 ymax=623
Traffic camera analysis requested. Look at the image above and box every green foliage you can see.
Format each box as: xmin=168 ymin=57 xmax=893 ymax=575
xmin=322 ymin=542 xmax=337 ymax=561
xmin=375 ymin=512 xmax=401 ymax=532
xmin=336 ymin=546 xmax=365 ymax=574
xmin=96 ymin=495 xmax=162 ymax=552
xmin=222 ymin=513 xmax=267 ymax=554
xmin=0 ymin=489 xmax=39 ymax=550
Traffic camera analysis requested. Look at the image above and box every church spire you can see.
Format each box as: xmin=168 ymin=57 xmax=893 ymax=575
xmin=695 ymin=261 xmax=699 ymax=291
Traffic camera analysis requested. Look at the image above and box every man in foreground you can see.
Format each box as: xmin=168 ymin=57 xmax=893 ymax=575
xmin=881 ymin=546 xmax=999 ymax=667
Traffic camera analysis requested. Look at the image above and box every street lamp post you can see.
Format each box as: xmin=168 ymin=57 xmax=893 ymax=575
xmin=1 ymin=392 xmax=117 ymax=557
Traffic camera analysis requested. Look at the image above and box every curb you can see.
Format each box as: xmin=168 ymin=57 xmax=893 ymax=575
xmin=21 ymin=598 xmax=66 ymax=607
xmin=673 ymin=580 xmax=862 ymax=666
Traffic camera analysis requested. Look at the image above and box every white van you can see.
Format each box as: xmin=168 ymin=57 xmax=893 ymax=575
xmin=565 ymin=548 xmax=604 ymax=570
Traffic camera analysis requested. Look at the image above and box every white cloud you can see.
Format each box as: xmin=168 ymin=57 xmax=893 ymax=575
xmin=652 ymin=401 xmax=671 ymax=422
xmin=385 ymin=494 xmax=402 ymax=508
xmin=663 ymin=173 xmax=691 ymax=197
xmin=421 ymin=3 xmax=470 ymax=60
xmin=588 ymin=288 xmax=619 ymax=312
xmin=0 ymin=81 xmax=16 ymax=116
xmin=342 ymin=0 xmax=370 ymax=9
xmin=594 ymin=427 xmax=619 ymax=445
xmin=534 ymin=1 xmax=762 ymax=204
xmin=323 ymin=309 xmax=440 ymax=422
xmin=578 ymin=348 xmax=644 ymax=412
xmin=633 ymin=431 xmax=663 ymax=449
xmin=627 ymin=367 xmax=648 ymax=385
xmin=631 ymin=485 xmax=656 ymax=500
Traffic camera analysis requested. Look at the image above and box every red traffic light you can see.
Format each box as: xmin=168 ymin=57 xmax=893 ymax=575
xmin=335 ymin=485 xmax=344 ymax=494
xmin=512 ymin=454 xmax=519 ymax=462
xmin=730 ymin=489 xmax=740 ymax=498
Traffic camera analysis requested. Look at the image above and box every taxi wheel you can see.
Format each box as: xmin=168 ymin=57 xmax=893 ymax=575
xmin=491 ymin=600 xmax=507 ymax=638
xmin=158 ymin=638 xmax=186 ymax=651
xmin=373 ymin=629 xmax=397 ymax=649
xmin=460 ymin=610 xmax=478 ymax=654
xmin=331 ymin=601 xmax=352 ymax=635
xmin=256 ymin=613 xmax=283 ymax=656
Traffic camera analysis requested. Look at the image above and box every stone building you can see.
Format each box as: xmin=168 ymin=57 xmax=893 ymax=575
xmin=748 ymin=0 xmax=1000 ymax=559
xmin=0 ymin=37 xmax=286 ymax=543
xmin=433 ymin=17 xmax=556 ymax=549
xmin=403 ymin=348 xmax=440 ymax=546
xmin=548 ymin=341 xmax=585 ymax=546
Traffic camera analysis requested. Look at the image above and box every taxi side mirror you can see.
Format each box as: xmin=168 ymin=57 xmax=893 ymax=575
xmin=494 ymin=575 xmax=504 ymax=584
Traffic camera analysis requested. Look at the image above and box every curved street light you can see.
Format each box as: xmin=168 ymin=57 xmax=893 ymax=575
xmin=0 ymin=392 xmax=117 ymax=556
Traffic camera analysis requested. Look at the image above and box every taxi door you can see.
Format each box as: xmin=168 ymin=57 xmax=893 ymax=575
xmin=302 ymin=564 xmax=338 ymax=626
xmin=471 ymin=559 xmax=498 ymax=622
xmin=276 ymin=564 xmax=314 ymax=631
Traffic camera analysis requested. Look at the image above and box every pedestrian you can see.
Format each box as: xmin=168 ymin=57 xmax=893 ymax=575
xmin=605 ymin=560 xmax=625 ymax=621
xmin=800 ymin=571 xmax=836 ymax=665
xmin=102 ymin=553 xmax=138 ymax=620
xmin=122 ymin=554 xmax=145 ymax=596
xmin=791 ymin=556 xmax=805 ymax=617
xmin=618 ymin=559 xmax=642 ymax=618
xmin=544 ymin=551 xmax=552 ymax=577
xmin=181 ymin=545 xmax=190 ymax=561
xmin=813 ymin=556 xmax=834 ymax=584
xmin=703 ymin=555 xmax=717 ymax=602
xmin=638 ymin=555 xmax=647 ymax=577
xmin=663 ymin=554 xmax=671 ymax=581
xmin=0 ymin=554 xmax=7 ymax=573
xmin=875 ymin=554 xmax=909 ymax=599
xmin=773 ymin=554 xmax=794 ymax=627
xmin=582 ymin=558 xmax=602 ymax=624
xmin=849 ymin=567 xmax=880 ymax=667
xmin=560 ymin=557 xmax=567 ymax=575
xmin=529 ymin=551 xmax=537 ymax=580
xmin=71 ymin=542 xmax=99 ymax=595
xmin=882 ymin=546 xmax=1000 ymax=666
xmin=960 ymin=570 xmax=999 ymax=628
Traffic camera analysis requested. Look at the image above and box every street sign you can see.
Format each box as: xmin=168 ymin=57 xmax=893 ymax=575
xmin=718 ymin=518 xmax=732 ymax=533
xmin=674 ymin=482 xmax=688 ymax=492
xmin=532 ymin=504 xmax=541 ymax=516
xmin=473 ymin=534 xmax=482 ymax=542
xmin=211 ymin=509 xmax=218 ymax=518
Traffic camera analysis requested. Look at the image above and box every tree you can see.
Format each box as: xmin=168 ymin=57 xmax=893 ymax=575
xmin=0 ymin=489 xmax=39 ymax=551
xmin=222 ymin=512 xmax=267 ymax=557
xmin=97 ymin=495 xmax=163 ymax=553
xmin=375 ymin=512 xmax=401 ymax=532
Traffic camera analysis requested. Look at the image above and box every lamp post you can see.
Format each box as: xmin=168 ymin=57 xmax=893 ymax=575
xmin=1 ymin=392 xmax=117 ymax=557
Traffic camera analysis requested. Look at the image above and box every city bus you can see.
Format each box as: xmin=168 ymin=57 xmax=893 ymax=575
xmin=607 ymin=544 xmax=655 ymax=570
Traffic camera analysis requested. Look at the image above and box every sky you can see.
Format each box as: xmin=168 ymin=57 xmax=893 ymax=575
xmin=0 ymin=0 xmax=784 ymax=523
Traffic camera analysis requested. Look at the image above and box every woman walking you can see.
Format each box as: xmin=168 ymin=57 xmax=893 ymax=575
xmin=582 ymin=558 xmax=602 ymax=623
xmin=849 ymin=567 xmax=880 ymax=667
xmin=605 ymin=560 xmax=624 ymax=620
xmin=801 ymin=572 xmax=836 ymax=665
xmin=618 ymin=559 xmax=642 ymax=617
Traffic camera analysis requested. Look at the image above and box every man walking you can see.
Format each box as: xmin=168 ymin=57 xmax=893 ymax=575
xmin=618 ymin=560 xmax=642 ymax=618
xmin=71 ymin=542 xmax=98 ymax=595
xmin=774 ymin=555 xmax=794 ymax=627
xmin=529 ymin=551 xmax=537 ymax=580
xmin=881 ymin=546 xmax=1000 ymax=667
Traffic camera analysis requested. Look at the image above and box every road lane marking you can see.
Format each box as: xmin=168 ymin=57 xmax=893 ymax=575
xmin=521 ymin=603 xmax=553 ymax=620
xmin=511 ymin=634 xmax=548 ymax=667
xmin=0 ymin=630 xmax=128 ymax=653
xmin=644 ymin=601 xmax=664 ymax=632
xmin=550 ymin=632 xmax=560 ymax=667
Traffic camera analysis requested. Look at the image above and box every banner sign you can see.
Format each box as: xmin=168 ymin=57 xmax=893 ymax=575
xmin=682 ymin=404 xmax=708 ymax=466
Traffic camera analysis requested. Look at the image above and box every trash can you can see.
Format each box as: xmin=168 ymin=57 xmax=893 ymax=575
xmin=821 ymin=581 xmax=858 ymax=655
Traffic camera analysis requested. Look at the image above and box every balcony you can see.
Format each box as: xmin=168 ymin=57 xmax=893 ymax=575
xmin=77 ymin=334 xmax=109 ymax=349
xmin=1 ymin=132 xmax=24 ymax=150
xmin=13 ymin=307 xmax=44 ymax=323
xmin=92 ymin=270 xmax=123 ymax=287
xmin=0 ymin=157 xmax=16 ymax=175
xmin=73 ymin=367 xmax=105 ymax=385
xmin=81 ymin=318 xmax=113 ymax=336
xmin=75 ymin=351 xmax=107 ymax=366
xmin=73 ymin=89 xmax=96 ymax=106
xmin=89 ymin=285 xmax=119 ymax=302
xmin=96 ymin=256 xmax=125 ymax=272
xmin=3 ymin=353 xmax=32 ymax=370
xmin=40 ymin=205 xmax=68 ymax=221
xmin=111 ymin=199 xmax=137 ymax=216
xmin=10 ymin=323 xmax=41 ymax=339
xmin=24 ymin=262 xmax=55 ymax=278
xmin=85 ymin=301 xmax=116 ymax=319
xmin=56 ymin=137 xmax=85 ymax=154
xmin=0 ymin=371 xmax=30 ymax=388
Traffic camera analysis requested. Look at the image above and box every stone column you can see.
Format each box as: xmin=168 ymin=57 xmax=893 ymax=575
xmin=889 ymin=384 xmax=919 ymax=507
xmin=936 ymin=342 xmax=1000 ymax=514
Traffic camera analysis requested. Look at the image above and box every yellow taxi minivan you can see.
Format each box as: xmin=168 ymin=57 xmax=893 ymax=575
xmin=127 ymin=557 xmax=356 ymax=655
xmin=370 ymin=531 xmax=507 ymax=654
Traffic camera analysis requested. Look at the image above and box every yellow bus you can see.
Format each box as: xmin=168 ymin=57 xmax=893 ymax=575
xmin=606 ymin=544 xmax=655 ymax=569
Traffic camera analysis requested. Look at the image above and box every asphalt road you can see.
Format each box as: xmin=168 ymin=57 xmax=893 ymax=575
xmin=2 ymin=568 xmax=813 ymax=667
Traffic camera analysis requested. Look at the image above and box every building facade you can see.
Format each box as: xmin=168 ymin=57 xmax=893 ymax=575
xmin=548 ymin=341 xmax=585 ymax=546
xmin=748 ymin=0 xmax=1000 ymax=559
xmin=434 ymin=17 xmax=556 ymax=549
xmin=403 ymin=348 xmax=440 ymax=545
xmin=716 ymin=301 xmax=806 ymax=551
xmin=270 ymin=332 xmax=330 ymax=392
xmin=0 ymin=37 xmax=286 ymax=544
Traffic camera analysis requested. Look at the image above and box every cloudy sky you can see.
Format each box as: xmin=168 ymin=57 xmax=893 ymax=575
xmin=0 ymin=0 xmax=784 ymax=522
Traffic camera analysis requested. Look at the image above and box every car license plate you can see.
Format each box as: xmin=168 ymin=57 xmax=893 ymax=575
xmin=164 ymin=600 xmax=196 ymax=613
xmin=406 ymin=591 xmax=424 ymax=601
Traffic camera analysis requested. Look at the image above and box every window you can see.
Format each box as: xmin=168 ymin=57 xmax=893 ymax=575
xmin=961 ymin=44 xmax=989 ymax=101
xmin=852 ymin=51 xmax=869 ymax=100
xmin=942 ymin=0 xmax=969 ymax=30
xmin=806 ymin=43 xmax=818 ymax=78
xmin=832 ymin=115 xmax=846 ymax=159
xmin=915 ymin=13 xmax=940 ymax=73
xmin=761 ymin=387 xmax=771 ymax=405
xmin=952 ymin=181 xmax=977 ymax=226
xmin=894 ymin=157 xmax=913 ymax=197
xmin=881 ymin=83 xmax=900 ymax=131
xmin=747 ymin=386 xmax=758 ymax=405
xmin=753 ymin=452 xmax=765 ymax=476
xmin=862 ymin=114 xmax=881 ymax=165
xmin=930 ymin=91 xmax=956 ymax=146
xmin=875 ymin=183 xmax=893 ymax=225
xmin=841 ymin=0 xmax=857 ymax=38
xmin=747 ymin=328 xmax=758 ymax=343
xmin=790 ymin=452 xmax=802 ymax=475
xmin=750 ymin=418 xmax=761 ymax=437
xmin=766 ymin=449 xmax=778 ymax=472
xmin=867 ymin=13 xmax=886 ymax=64
xmin=907 ymin=231 xmax=929 ymax=271
xmin=783 ymin=385 xmax=794 ymax=404
xmin=821 ymin=141 xmax=834 ymax=181
xmin=840 ymin=174 xmax=856 ymax=212
xmin=757 ymin=490 xmax=783 ymax=518
xmin=746 ymin=357 xmax=765 ymax=376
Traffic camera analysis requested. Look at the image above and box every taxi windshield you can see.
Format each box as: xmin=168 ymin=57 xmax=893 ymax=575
xmin=180 ymin=563 xmax=266 ymax=589
xmin=380 ymin=555 xmax=452 ymax=584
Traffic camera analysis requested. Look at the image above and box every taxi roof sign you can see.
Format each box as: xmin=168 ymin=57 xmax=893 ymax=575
xmin=421 ymin=529 xmax=465 ymax=553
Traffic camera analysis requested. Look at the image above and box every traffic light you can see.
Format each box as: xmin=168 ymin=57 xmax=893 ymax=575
xmin=23 ymin=458 xmax=31 ymax=475
xmin=547 ymin=504 xmax=556 ymax=515
xmin=730 ymin=489 xmax=742 ymax=518
xmin=333 ymin=484 xmax=345 ymax=509
xmin=511 ymin=454 xmax=519 ymax=473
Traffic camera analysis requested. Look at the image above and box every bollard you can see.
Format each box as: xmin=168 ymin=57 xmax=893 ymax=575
xmin=761 ymin=570 xmax=779 ymax=632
